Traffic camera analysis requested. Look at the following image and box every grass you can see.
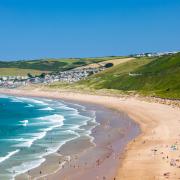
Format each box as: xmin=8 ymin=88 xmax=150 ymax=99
xmin=0 ymin=56 xmax=125 ymax=73
xmin=3 ymin=54 xmax=179 ymax=99
xmin=0 ymin=68 xmax=49 ymax=76
xmin=73 ymin=53 xmax=180 ymax=99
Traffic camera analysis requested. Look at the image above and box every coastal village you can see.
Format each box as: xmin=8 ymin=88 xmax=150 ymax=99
xmin=0 ymin=66 xmax=106 ymax=88
xmin=132 ymin=51 xmax=179 ymax=58
xmin=0 ymin=51 xmax=179 ymax=89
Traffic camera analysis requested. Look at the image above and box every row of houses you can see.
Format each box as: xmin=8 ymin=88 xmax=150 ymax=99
xmin=0 ymin=76 xmax=28 ymax=81
xmin=0 ymin=66 xmax=106 ymax=88
xmin=132 ymin=51 xmax=179 ymax=58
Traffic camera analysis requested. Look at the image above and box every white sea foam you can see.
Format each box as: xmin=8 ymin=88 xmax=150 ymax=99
xmin=41 ymin=98 xmax=53 ymax=102
xmin=58 ymin=105 xmax=75 ymax=111
xmin=9 ymin=140 xmax=71 ymax=179
xmin=63 ymin=129 xmax=80 ymax=136
xmin=39 ymin=107 xmax=54 ymax=111
xmin=0 ymin=150 xmax=20 ymax=164
xmin=13 ymin=131 xmax=47 ymax=148
xmin=8 ymin=158 xmax=45 ymax=178
xmin=19 ymin=120 xmax=29 ymax=127
xmin=25 ymin=104 xmax=34 ymax=107
xmin=14 ymin=114 xmax=64 ymax=148
xmin=38 ymin=114 xmax=64 ymax=124
xmin=10 ymin=98 xmax=23 ymax=103
xmin=64 ymin=101 xmax=86 ymax=111
xmin=56 ymin=105 xmax=81 ymax=118
xmin=15 ymin=97 xmax=48 ymax=106
xmin=1 ymin=98 xmax=98 ymax=180
xmin=54 ymin=101 xmax=78 ymax=111
xmin=8 ymin=146 xmax=69 ymax=179
xmin=4 ymin=138 xmax=25 ymax=142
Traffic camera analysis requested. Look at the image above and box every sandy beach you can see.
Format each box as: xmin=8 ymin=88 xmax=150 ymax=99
xmin=14 ymin=101 xmax=139 ymax=180
xmin=0 ymin=88 xmax=180 ymax=180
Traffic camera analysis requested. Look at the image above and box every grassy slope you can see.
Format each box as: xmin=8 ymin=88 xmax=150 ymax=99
xmin=76 ymin=53 xmax=180 ymax=99
xmin=0 ymin=56 xmax=123 ymax=73
xmin=0 ymin=68 xmax=49 ymax=76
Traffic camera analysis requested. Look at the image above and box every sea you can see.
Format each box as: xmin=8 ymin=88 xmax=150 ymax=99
xmin=0 ymin=94 xmax=97 ymax=180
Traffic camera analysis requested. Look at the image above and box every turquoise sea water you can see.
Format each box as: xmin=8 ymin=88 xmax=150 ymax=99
xmin=0 ymin=95 xmax=96 ymax=180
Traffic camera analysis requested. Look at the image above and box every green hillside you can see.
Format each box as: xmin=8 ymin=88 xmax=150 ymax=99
xmin=0 ymin=68 xmax=49 ymax=76
xmin=0 ymin=56 xmax=123 ymax=74
xmin=77 ymin=53 xmax=180 ymax=99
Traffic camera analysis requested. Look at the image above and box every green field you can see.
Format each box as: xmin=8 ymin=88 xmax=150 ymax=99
xmin=0 ymin=56 xmax=124 ymax=74
xmin=75 ymin=53 xmax=180 ymax=99
xmin=0 ymin=68 xmax=49 ymax=76
xmin=2 ymin=54 xmax=180 ymax=99
xmin=46 ymin=54 xmax=179 ymax=99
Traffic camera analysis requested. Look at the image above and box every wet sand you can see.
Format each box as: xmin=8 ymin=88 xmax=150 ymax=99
xmin=0 ymin=88 xmax=180 ymax=180
xmin=15 ymin=101 xmax=140 ymax=180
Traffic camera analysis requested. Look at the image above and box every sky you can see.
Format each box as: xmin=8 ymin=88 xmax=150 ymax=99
xmin=0 ymin=0 xmax=180 ymax=60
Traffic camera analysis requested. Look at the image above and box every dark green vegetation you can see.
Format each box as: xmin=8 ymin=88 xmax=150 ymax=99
xmin=105 ymin=63 xmax=114 ymax=68
xmin=77 ymin=53 xmax=180 ymax=99
xmin=0 ymin=56 xmax=123 ymax=72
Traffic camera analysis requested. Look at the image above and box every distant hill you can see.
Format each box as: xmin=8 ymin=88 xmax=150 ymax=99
xmin=0 ymin=56 xmax=123 ymax=76
xmin=77 ymin=53 xmax=180 ymax=99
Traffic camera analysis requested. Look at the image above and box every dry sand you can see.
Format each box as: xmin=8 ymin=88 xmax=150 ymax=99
xmin=0 ymin=88 xmax=180 ymax=180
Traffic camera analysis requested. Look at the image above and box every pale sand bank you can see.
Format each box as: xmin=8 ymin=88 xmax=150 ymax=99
xmin=0 ymin=88 xmax=180 ymax=179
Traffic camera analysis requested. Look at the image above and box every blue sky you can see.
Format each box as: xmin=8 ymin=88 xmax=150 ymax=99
xmin=0 ymin=0 xmax=180 ymax=60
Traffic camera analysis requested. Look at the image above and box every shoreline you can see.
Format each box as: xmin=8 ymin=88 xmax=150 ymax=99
xmin=0 ymin=91 xmax=140 ymax=180
xmin=0 ymin=88 xmax=180 ymax=179
xmin=31 ymin=102 xmax=139 ymax=180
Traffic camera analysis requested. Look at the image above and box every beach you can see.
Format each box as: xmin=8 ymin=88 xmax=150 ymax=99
xmin=0 ymin=88 xmax=180 ymax=180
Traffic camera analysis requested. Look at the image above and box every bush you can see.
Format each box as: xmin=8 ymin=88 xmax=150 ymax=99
xmin=105 ymin=63 xmax=113 ymax=68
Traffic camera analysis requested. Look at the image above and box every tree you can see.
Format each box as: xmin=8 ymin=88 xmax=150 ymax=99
xmin=39 ymin=73 xmax=46 ymax=78
xmin=105 ymin=63 xmax=113 ymax=68
xmin=27 ymin=73 xmax=33 ymax=78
